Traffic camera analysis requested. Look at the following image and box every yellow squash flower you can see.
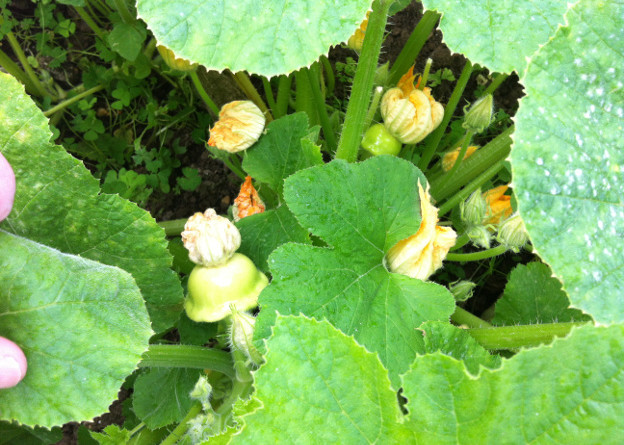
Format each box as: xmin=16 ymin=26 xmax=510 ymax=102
xmin=386 ymin=183 xmax=456 ymax=280
xmin=441 ymin=145 xmax=479 ymax=171
xmin=232 ymin=176 xmax=265 ymax=222
xmin=208 ymin=101 xmax=265 ymax=153
xmin=347 ymin=11 xmax=370 ymax=51
xmin=483 ymin=185 xmax=513 ymax=225
xmin=381 ymin=66 xmax=444 ymax=144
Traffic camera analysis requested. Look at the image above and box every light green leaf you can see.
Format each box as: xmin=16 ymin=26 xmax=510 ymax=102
xmin=133 ymin=368 xmax=202 ymax=429
xmin=493 ymin=262 xmax=591 ymax=326
xmin=233 ymin=315 xmax=408 ymax=443
xmin=402 ymin=324 xmax=624 ymax=443
xmin=255 ymin=157 xmax=455 ymax=386
xmin=0 ymin=231 xmax=152 ymax=428
xmin=136 ymin=0 xmax=372 ymax=77
xmin=0 ymin=72 xmax=183 ymax=332
xmin=243 ymin=113 xmax=323 ymax=197
xmin=511 ymin=1 xmax=624 ymax=324
xmin=0 ymin=422 xmax=62 ymax=445
xmin=236 ymin=205 xmax=310 ymax=273
xmin=415 ymin=321 xmax=501 ymax=375
xmin=90 ymin=425 xmax=133 ymax=445
xmin=421 ymin=0 xmax=568 ymax=74
xmin=108 ymin=22 xmax=147 ymax=62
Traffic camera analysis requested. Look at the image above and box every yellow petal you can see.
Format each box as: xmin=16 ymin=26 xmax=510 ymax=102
xmin=208 ymin=101 xmax=265 ymax=153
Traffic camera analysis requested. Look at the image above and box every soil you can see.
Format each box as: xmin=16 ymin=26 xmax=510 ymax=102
xmin=5 ymin=1 xmax=528 ymax=443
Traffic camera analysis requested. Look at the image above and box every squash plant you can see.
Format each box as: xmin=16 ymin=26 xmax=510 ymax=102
xmin=0 ymin=0 xmax=622 ymax=443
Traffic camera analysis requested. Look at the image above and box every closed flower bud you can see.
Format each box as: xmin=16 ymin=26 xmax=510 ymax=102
xmin=483 ymin=185 xmax=513 ymax=225
xmin=157 ymin=45 xmax=197 ymax=72
xmin=386 ymin=183 xmax=456 ymax=280
xmin=208 ymin=101 xmax=265 ymax=153
xmin=442 ymin=145 xmax=479 ymax=172
xmin=463 ymin=94 xmax=493 ymax=134
xmin=182 ymin=209 xmax=241 ymax=267
xmin=449 ymin=280 xmax=477 ymax=302
xmin=347 ymin=11 xmax=370 ymax=51
xmin=381 ymin=66 xmax=444 ymax=144
xmin=229 ymin=308 xmax=262 ymax=366
xmin=497 ymin=213 xmax=529 ymax=252
xmin=189 ymin=375 xmax=213 ymax=410
xmin=466 ymin=225 xmax=492 ymax=249
xmin=360 ymin=123 xmax=402 ymax=157
xmin=461 ymin=189 xmax=488 ymax=226
xmin=232 ymin=176 xmax=265 ymax=222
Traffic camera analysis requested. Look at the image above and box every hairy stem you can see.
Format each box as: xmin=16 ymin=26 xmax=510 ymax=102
xmin=446 ymin=244 xmax=507 ymax=262
xmin=482 ymin=73 xmax=509 ymax=97
xmin=160 ymin=402 xmax=202 ymax=445
xmin=467 ymin=322 xmax=589 ymax=350
xmin=335 ymin=0 xmax=392 ymax=162
xmin=451 ymin=306 xmax=491 ymax=328
xmin=139 ymin=344 xmax=235 ymax=379
xmin=304 ymin=65 xmax=337 ymax=152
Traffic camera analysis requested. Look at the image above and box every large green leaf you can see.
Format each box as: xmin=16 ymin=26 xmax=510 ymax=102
xmin=136 ymin=0 xmax=372 ymax=77
xmin=0 ymin=72 xmax=183 ymax=332
xmin=233 ymin=315 xmax=408 ymax=443
xmin=403 ymin=324 xmax=624 ymax=443
xmin=511 ymin=1 xmax=624 ymax=324
xmin=421 ymin=0 xmax=568 ymax=75
xmin=0 ymin=230 xmax=152 ymax=428
xmin=255 ymin=157 xmax=455 ymax=386
xmin=493 ymin=262 xmax=591 ymax=326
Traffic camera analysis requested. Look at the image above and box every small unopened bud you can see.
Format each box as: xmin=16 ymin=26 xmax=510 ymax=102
xmin=483 ymin=185 xmax=513 ymax=225
xmin=229 ymin=308 xmax=262 ymax=366
xmin=461 ymin=189 xmax=488 ymax=226
xmin=182 ymin=209 xmax=241 ymax=266
xmin=232 ymin=176 xmax=265 ymax=222
xmin=463 ymin=94 xmax=493 ymax=134
xmin=189 ymin=375 xmax=213 ymax=410
xmin=157 ymin=45 xmax=197 ymax=72
xmin=466 ymin=225 xmax=491 ymax=249
xmin=496 ymin=213 xmax=529 ymax=252
xmin=442 ymin=145 xmax=478 ymax=172
xmin=208 ymin=101 xmax=265 ymax=153
xmin=449 ymin=280 xmax=477 ymax=302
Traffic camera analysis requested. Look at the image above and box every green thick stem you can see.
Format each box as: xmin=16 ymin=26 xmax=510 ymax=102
xmin=262 ymin=77 xmax=277 ymax=112
xmin=389 ymin=10 xmax=439 ymax=85
xmin=417 ymin=58 xmax=433 ymax=90
xmin=189 ymin=71 xmax=220 ymax=115
xmin=431 ymin=125 xmax=514 ymax=201
xmin=160 ymin=402 xmax=202 ymax=445
xmin=75 ymin=7 xmax=106 ymax=41
xmin=43 ymin=84 xmax=105 ymax=117
xmin=320 ymin=55 xmax=335 ymax=96
xmin=335 ymin=0 xmax=392 ymax=162
xmin=482 ymin=73 xmax=508 ymax=97
xmin=0 ymin=47 xmax=34 ymax=93
xmin=233 ymin=71 xmax=273 ymax=122
xmin=295 ymin=68 xmax=318 ymax=125
xmin=304 ymin=66 xmax=337 ymax=152
xmin=112 ymin=0 xmax=135 ymax=24
xmin=362 ymin=86 xmax=384 ymax=131
xmin=139 ymin=344 xmax=235 ymax=378
xmin=5 ymin=31 xmax=49 ymax=98
xmin=418 ymin=60 xmax=473 ymax=170
xmin=438 ymin=159 xmax=505 ymax=216
xmin=435 ymin=129 xmax=474 ymax=190
xmin=158 ymin=219 xmax=186 ymax=236
xmin=450 ymin=233 xmax=470 ymax=251
xmin=275 ymin=74 xmax=292 ymax=118
xmin=446 ymin=244 xmax=507 ymax=262
xmin=451 ymin=306 xmax=491 ymax=328
xmin=467 ymin=322 xmax=588 ymax=350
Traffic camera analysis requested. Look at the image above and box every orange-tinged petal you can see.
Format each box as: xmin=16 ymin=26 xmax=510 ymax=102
xmin=386 ymin=183 xmax=456 ymax=280
xmin=347 ymin=11 xmax=370 ymax=51
xmin=208 ymin=101 xmax=265 ymax=153
xmin=233 ymin=176 xmax=265 ymax=221
xmin=483 ymin=185 xmax=513 ymax=224
xmin=442 ymin=146 xmax=479 ymax=172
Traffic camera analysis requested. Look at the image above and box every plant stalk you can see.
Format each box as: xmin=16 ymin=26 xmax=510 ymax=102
xmin=189 ymin=70 xmax=220 ymax=115
xmin=43 ymin=84 xmax=106 ymax=117
xmin=467 ymin=322 xmax=588 ymax=350
xmin=112 ymin=0 xmax=136 ymax=24
xmin=158 ymin=219 xmax=186 ymax=236
xmin=160 ymin=402 xmax=202 ymax=445
xmin=139 ymin=344 xmax=235 ymax=378
xmin=0 ymin=47 xmax=31 ymax=89
xmin=4 ymin=31 xmax=49 ymax=98
xmin=304 ymin=66 xmax=337 ymax=152
xmin=74 ymin=7 xmax=107 ymax=41
xmin=435 ymin=129 xmax=474 ymax=190
xmin=451 ymin=306 xmax=491 ymax=328
xmin=335 ymin=0 xmax=392 ymax=162
xmin=275 ymin=74 xmax=292 ymax=118
xmin=482 ymin=73 xmax=508 ymax=97
xmin=233 ymin=71 xmax=273 ymax=122
xmin=446 ymin=244 xmax=507 ymax=262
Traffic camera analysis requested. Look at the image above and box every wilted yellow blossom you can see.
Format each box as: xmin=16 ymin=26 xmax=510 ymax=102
xmin=381 ymin=66 xmax=444 ymax=144
xmin=347 ymin=11 xmax=370 ymax=51
xmin=157 ymin=45 xmax=197 ymax=72
xmin=208 ymin=101 xmax=265 ymax=153
xmin=483 ymin=185 xmax=513 ymax=225
xmin=182 ymin=209 xmax=241 ymax=267
xmin=442 ymin=145 xmax=479 ymax=171
xmin=386 ymin=183 xmax=456 ymax=280
xmin=232 ymin=176 xmax=265 ymax=222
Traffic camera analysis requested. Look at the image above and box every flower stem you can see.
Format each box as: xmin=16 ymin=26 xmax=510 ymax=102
xmin=435 ymin=129 xmax=474 ymax=189
xmin=362 ymin=86 xmax=384 ymax=132
xmin=274 ymin=74 xmax=292 ymax=118
xmin=160 ymin=402 xmax=202 ymax=445
xmin=431 ymin=125 xmax=513 ymax=201
xmin=304 ymin=65 xmax=337 ymax=152
xmin=335 ymin=0 xmax=392 ymax=162
xmin=320 ymin=55 xmax=335 ymax=95
xmin=158 ymin=219 xmax=186 ymax=237
xmin=43 ymin=84 xmax=105 ymax=117
xmin=4 ymin=30 xmax=50 ymax=99
xmin=467 ymin=322 xmax=588 ymax=350
xmin=139 ymin=344 xmax=235 ymax=379
xmin=438 ymin=159 xmax=505 ymax=216
xmin=74 ymin=7 xmax=107 ymax=41
xmin=262 ymin=77 xmax=277 ymax=112
xmin=445 ymin=244 xmax=507 ymax=262
xmin=112 ymin=0 xmax=136 ymax=24
xmin=451 ymin=306 xmax=491 ymax=328
xmin=482 ymin=73 xmax=508 ymax=97
xmin=189 ymin=70 xmax=220 ymax=115
xmin=223 ymin=155 xmax=247 ymax=181
xmin=450 ymin=233 xmax=470 ymax=251
xmin=418 ymin=60 xmax=473 ymax=170
xmin=417 ymin=58 xmax=433 ymax=90
xmin=389 ymin=10 xmax=439 ymax=85
xmin=233 ymin=71 xmax=273 ymax=122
